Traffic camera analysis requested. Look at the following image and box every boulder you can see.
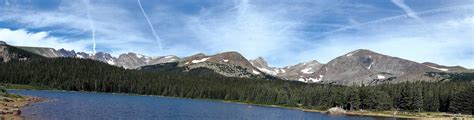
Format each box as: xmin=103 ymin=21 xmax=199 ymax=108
xmin=327 ymin=107 xmax=346 ymax=115
xmin=12 ymin=109 xmax=21 ymax=115
xmin=0 ymin=109 xmax=5 ymax=115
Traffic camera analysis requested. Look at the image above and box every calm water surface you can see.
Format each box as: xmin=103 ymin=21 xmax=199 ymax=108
xmin=9 ymin=90 xmax=396 ymax=120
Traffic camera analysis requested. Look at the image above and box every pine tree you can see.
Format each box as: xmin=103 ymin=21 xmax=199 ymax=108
xmin=449 ymin=86 xmax=474 ymax=114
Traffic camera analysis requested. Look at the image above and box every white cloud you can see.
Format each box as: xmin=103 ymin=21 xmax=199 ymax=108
xmin=0 ymin=0 xmax=156 ymax=54
xmin=0 ymin=28 xmax=90 ymax=52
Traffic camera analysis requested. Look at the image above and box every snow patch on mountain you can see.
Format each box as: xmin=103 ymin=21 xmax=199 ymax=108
xmin=167 ymin=58 xmax=176 ymax=62
xmin=106 ymin=59 xmax=115 ymax=65
xmin=252 ymin=70 xmax=261 ymax=74
xmin=377 ymin=75 xmax=386 ymax=79
xmin=315 ymin=75 xmax=323 ymax=82
xmin=274 ymin=69 xmax=285 ymax=74
xmin=256 ymin=67 xmax=277 ymax=75
xmin=192 ymin=57 xmax=210 ymax=63
xmin=279 ymin=69 xmax=286 ymax=73
xmin=426 ymin=66 xmax=449 ymax=71
xmin=368 ymin=61 xmax=374 ymax=69
xmin=346 ymin=53 xmax=353 ymax=57
xmin=300 ymin=67 xmax=313 ymax=74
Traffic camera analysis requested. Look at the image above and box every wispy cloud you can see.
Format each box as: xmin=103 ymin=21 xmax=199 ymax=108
xmin=317 ymin=4 xmax=474 ymax=38
xmin=187 ymin=0 xmax=298 ymax=58
xmin=391 ymin=0 xmax=423 ymax=22
xmin=0 ymin=0 xmax=472 ymax=68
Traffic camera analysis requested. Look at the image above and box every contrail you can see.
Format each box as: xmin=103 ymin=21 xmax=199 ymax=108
xmin=137 ymin=0 xmax=163 ymax=50
xmin=391 ymin=0 xmax=423 ymax=22
xmin=84 ymin=0 xmax=96 ymax=53
xmin=311 ymin=4 xmax=474 ymax=38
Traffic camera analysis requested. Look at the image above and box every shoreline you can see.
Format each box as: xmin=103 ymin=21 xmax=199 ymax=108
xmin=7 ymin=89 xmax=474 ymax=120
xmin=222 ymin=101 xmax=474 ymax=119
xmin=0 ymin=94 xmax=44 ymax=120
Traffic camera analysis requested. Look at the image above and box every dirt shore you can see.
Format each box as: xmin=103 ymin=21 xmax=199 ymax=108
xmin=0 ymin=96 xmax=44 ymax=120
xmin=303 ymin=109 xmax=474 ymax=120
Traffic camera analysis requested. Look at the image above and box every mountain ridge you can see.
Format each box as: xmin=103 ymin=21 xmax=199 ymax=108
xmin=2 ymin=42 xmax=471 ymax=85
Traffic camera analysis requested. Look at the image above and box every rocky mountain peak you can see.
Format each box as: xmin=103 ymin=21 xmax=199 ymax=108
xmin=281 ymin=60 xmax=324 ymax=82
xmin=175 ymin=51 xmax=270 ymax=79
xmin=187 ymin=53 xmax=206 ymax=58
xmin=255 ymin=56 xmax=265 ymax=61
xmin=250 ymin=57 xmax=270 ymax=69
xmin=345 ymin=49 xmax=381 ymax=57
xmin=182 ymin=51 xmax=255 ymax=70
xmin=57 ymin=49 xmax=76 ymax=57
xmin=313 ymin=49 xmax=445 ymax=85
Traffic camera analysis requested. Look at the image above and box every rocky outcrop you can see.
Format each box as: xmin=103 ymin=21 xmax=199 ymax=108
xmin=326 ymin=107 xmax=346 ymax=115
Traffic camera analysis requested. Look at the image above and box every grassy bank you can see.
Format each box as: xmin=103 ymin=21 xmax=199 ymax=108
xmin=1 ymin=84 xmax=53 ymax=90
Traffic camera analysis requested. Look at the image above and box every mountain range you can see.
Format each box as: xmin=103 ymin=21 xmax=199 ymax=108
xmin=1 ymin=41 xmax=471 ymax=85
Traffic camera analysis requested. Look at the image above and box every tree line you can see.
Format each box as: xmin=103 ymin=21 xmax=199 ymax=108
xmin=0 ymin=58 xmax=472 ymax=114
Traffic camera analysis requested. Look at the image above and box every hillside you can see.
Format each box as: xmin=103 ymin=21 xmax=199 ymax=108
xmin=0 ymin=57 xmax=472 ymax=114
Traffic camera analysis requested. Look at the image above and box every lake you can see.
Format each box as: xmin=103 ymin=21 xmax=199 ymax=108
xmin=9 ymin=90 xmax=395 ymax=120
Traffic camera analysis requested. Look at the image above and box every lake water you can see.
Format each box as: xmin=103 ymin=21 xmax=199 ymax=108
xmin=9 ymin=90 xmax=395 ymax=120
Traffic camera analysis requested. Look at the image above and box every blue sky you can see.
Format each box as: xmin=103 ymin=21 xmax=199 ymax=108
xmin=0 ymin=0 xmax=473 ymax=68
